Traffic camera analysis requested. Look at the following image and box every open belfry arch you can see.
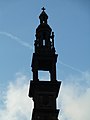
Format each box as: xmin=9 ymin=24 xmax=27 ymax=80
xmin=29 ymin=8 xmax=61 ymax=120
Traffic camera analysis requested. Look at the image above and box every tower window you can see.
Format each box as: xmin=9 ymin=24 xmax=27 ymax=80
xmin=43 ymin=39 xmax=45 ymax=46
xmin=37 ymin=43 xmax=39 ymax=47
xmin=43 ymin=20 xmax=45 ymax=23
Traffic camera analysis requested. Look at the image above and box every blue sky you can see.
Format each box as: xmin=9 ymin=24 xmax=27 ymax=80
xmin=0 ymin=0 xmax=90 ymax=120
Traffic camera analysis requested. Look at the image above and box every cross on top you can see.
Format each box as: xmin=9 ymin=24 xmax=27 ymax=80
xmin=42 ymin=7 xmax=46 ymax=11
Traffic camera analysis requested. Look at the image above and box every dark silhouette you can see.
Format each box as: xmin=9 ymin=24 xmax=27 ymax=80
xmin=29 ymin=7 xmax=61 ymax=120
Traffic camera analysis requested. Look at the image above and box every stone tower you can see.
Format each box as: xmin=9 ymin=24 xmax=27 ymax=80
xmin=29 ymin=8 xmax=61 ymax=120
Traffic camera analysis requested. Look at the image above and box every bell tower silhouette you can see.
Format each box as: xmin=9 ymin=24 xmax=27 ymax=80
xmin=29 ymin=8 xmax=61 ymax=120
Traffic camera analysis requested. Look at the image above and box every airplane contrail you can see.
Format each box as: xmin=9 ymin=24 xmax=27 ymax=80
xmin=0 ymin=31 xmax=84 ymax=74
xmin=58 ymin=60 xmax=84 ymax=74
xmin=0 ymin=32 xmax=33 ymax=50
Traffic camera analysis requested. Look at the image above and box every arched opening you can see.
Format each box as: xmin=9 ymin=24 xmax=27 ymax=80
xmin=43 ymin=39 xmax=45 ymax=46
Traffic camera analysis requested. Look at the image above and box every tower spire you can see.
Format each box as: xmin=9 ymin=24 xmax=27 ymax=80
xmin=29 ymin=8 xmax=61 ymax=120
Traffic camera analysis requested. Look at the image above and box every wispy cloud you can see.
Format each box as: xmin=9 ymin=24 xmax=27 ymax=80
xmin=59 ymin=71 xmax=90 ymax=120
xmin=0 ymin=32 xmax=33 ymax=50
xmin=0 ymin=73 xmax=33 ymax=120
xmin=0 ymin=72 xmax=90 ymax=120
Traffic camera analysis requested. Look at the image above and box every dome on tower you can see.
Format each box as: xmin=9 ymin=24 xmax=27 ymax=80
xmin=39 ymin=7 xmax=48 ymax=24
xmin=36 ymin=7 xmax=52 ymax=35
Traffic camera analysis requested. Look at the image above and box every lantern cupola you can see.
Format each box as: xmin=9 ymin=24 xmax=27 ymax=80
xmin=35 ymin=7 xmax=55 ymax=55
xmin=39 ymin=7 xmax=48 ymax=24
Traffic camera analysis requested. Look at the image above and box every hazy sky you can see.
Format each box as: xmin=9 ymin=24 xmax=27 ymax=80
xmin=0 ymin=0 xmax=90 ymax=120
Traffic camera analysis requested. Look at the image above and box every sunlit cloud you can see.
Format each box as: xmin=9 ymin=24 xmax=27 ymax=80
xmin=59 ymin=71 xmax=90 ymax=120
xmin=0 ymin=71 xmax=90 ymax=120
xmin=0 ymin=73 xmax=33 ymax=120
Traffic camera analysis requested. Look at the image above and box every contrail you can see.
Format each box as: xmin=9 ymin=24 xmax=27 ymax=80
xmin=59 ymin=60 xmax=84 ymax=74
xmin=0 ymin=32 xmax=33 ymax=50
xmin=0 ymin=32 xmax=84 ymax=74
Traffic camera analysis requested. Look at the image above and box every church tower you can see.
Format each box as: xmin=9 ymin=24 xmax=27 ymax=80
xmin=29 ymin=8 xmax=61 ymax=120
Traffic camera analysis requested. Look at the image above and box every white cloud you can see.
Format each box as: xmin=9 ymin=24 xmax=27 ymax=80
xmin=0 ymin=73 xmax=33 ymax=120
xmin=0 ymin=72 xmax=90 ymax=120
xmin=58 ymin=71 xmax=90 ymax=120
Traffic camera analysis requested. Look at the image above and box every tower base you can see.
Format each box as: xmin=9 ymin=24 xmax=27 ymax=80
xmin=29 ymin=80 xmax=61 ymax=120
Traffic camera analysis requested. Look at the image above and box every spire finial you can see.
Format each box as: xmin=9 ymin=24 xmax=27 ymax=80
xmin=42 ymin=7 xmax=46 ymax=11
